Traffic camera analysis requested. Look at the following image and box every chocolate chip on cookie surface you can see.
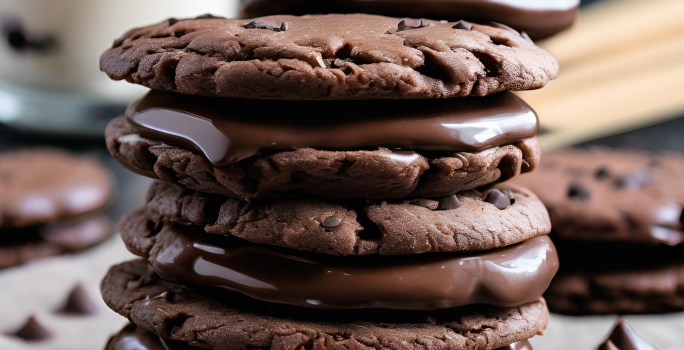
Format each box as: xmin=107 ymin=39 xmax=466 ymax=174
xmin=101 ymin=14 xmax=558 ymax=100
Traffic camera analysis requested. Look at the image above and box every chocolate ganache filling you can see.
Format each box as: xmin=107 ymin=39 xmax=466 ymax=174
xmin=150 ymin=224 xmax=558 ymax=310
xmin=127 ymin=91 xmax=538 ymax=166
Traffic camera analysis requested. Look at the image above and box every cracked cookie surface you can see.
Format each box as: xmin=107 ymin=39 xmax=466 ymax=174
xmin=106 ymin=116 xmax=540 ymax=201
xmin=120 ymin=181 xmax=550 ymax=256
xmin=100 ymin=14 xmax=558 ymax=100
xmin=512 ymin=148 xmax=684 ymax=246
xmin=102 ymin=260 xmax=549 ymax=350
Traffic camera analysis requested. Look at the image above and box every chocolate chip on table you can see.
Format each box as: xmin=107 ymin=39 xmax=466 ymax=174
xmin=168 ymin=18 xmax=180 ymax=26
xmin=242 ymin=21 xmax=287 ymax=32
xmin=322 ymin=216 xmax=342 ymax=228
xmin=58 ymin=283 xmax=98 ymax=315
xmin=452 ymin=21 xmax=472 ymax=30
xmin=397 ymin=19 xmax=427 ymax=32
xmin=9 ymin=315 xmax=52 ymax=341
xmin=615 ymin=171 xmax=651 ymax=190
xmin=437 ymin=194 xmax=464 ymax=210
xmin=567 ymin=183 xmax=590 ymax=200
xmin=595 ymin=166 xmax=611 ymax=180
xmin=484 ymin=189 xmax=512 ymax=210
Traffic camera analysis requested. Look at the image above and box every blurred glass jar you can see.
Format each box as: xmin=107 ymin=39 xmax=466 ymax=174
xmin=0 ymin=0 xmax=237 ymax=136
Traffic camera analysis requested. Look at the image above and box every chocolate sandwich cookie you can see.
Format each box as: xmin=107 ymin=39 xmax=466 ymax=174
xmin=130 ymin=181 xmax=551 ymax=256
xmin=120 ymin=211 xmax=557 ymax=309
xmin=241 ymin=0 xmax=579 ymax=40
xmin=100 ymin=14 xmax=558 ymax=100
xmin=512 ymin=148 xmax=684 ymax=246
xmin=106 ymin=323 xmax=534 ymax=350
xmin=0 ymin=149 xmax=113 ymax=268
xmin=106 ymin=91 xmax=541 ymax=200
xmin=545 ymin=240 xmax=684 ymax=315
xmin=102 ymin=260 xmax=549 ymax=350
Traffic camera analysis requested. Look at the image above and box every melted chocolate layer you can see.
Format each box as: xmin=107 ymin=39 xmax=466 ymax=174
xmin=151 ymin=224 xmax=558 ymax=310
xmin=127 ymin=91 xmax=538 ymax=165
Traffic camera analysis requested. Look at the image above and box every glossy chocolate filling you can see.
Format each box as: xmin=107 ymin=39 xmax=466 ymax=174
xmin=150 ymin=224 xmax=558 ymax=310
xmin=110 ymin=323 xmax=532 ymax=350
xmin=127 ymin=91 xmax=538 ymax=166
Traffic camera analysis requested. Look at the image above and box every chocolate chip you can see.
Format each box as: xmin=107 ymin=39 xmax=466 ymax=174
xmin=595 ymin=166 xmax=611 ymax=180
xmin=615 ymin=171 xmax=651 ymax=190
xmin=322 ymin=216 xmax=342 ymax=228
xmin=679 ymin=208 xmax=684 ymax=226
xmin=9 ymin=316 xmax=52 ymax=341
xmin=521 ymin=31 xmax=534 ymax=43
xmin=242 ymin=21 xmax=284 ymax=32
xmin=280 ymin=22 xmax=289 ymax=32
xmin=397 ymin=19 xmax=426 ymax=32
xmin=437 ymin=194 xmax=464 ymax=210
xmin=452 ymin=21 xmax=472 ymax=30
xmin=168 ymin=18 xmax=180 ymax=26
xmin=488 ymin=21 xmax=520 ymax=35
xmin=484 ymin=189 xmax=511 ymax=210
xmin=568 ymin=183 xmax=590 ymax=200
xmin=58 ymin=283 xmax=97 ymax=315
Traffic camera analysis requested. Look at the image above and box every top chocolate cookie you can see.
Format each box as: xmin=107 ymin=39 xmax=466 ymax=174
xmin=512 ymin=148 xmax=684 ymax=246
xmin=101 ymin=14 xmax=558 ymax=100
xmin=241 ymin=0 xmax=580 ymax=40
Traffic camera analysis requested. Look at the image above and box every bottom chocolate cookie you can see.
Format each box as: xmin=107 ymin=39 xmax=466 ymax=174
xmin=546 ymin=264 xmax=684 ymax=315
xmin=106 ymin=323 xmax=534 ymax=350
xmin=546 ymin=240 xmax=684 ymax=315
xmin=103 ymin=260 xmax=548 ymax=350
xmin=0 ymin=215 xmax=112 ymax=269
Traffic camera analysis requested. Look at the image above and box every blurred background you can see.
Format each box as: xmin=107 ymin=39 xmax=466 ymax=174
xmin=0 ymin=0 xmax=682 ymax=349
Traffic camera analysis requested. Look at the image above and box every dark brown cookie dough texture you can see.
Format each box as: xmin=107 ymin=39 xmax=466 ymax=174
xmin=106 ymin=116 xmax=541 ymax=201
xmin=125 ymin=181 xmax=550 ymax=256
xmin=240 ymin=0 xmax=580 ymax=40
xmin=512 ymin=148 xmax=684 ymax=315
xmin=100 ymin=14 xmax=558 ymax=100
xmin=102 ymin=260 xmax=549 ymax=350
xmin=0 ymin=149 xmax=114 ymax=268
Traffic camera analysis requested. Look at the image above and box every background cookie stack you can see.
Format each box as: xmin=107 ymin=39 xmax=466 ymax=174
xmin=0 ymin=149 xmax=113 ymax=270
xmin=99 ymin=14 xmax=560 ymax=349
xmin=514 ymin=149 xmax=684 ymax=315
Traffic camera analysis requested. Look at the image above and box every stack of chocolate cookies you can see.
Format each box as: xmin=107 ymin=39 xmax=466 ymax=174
xmin=514 ymin=149 xmax=684 ymax=315
xmin=0 ymin=149 xmax=113 ymax=269
xmin=99 ymin=14 xmax=560 ymax=350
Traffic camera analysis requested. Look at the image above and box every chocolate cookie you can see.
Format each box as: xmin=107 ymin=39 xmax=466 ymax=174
xmin=0 ymin=149 xmax=113 ymax=229
xmin=511 ymin=148 xmax=684 ymax=246
xmin=106 ymin=323 xmax=534 ymax=350
xmin=545 ymin=240 xmax=684 ymax=315
xmin=240 ymin=0 xmax=579 ymax=40
xmin=102 ymin=260 xmax=549 ymax=350
xmin=0 ymin=149 xmax=114 ymax=268
xmin=123 ymin=181 xmax=551 ymax=256
xmin=106 ymin=116 xmax=540 ymax=201
xmin=0 ymin=215 xmax=111 ymax=269
xmin=546 ymin=263 xmax=684 ymax=315
xmin=100 ymin=14 xmax=558 ymax=100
